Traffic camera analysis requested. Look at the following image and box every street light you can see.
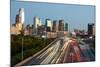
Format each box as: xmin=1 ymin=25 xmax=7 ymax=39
xmin=21 ymin=24 xmax=24 ymax=61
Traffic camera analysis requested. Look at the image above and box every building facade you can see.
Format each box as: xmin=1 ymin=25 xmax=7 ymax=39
xmin=45 ymin=19 xmax=52 ymax=32
xmin=65 ymin=22 xmax=68 ymax=31
xmin=34 ymin=16 xmax=42 ymax=35
xmin=88 ymin=23 xmax=95 ymax=36
xmin=52 ymin=20 xmax=58 ymax=32
xmin=11 ymin=8 xmax=25 ymax=35
xmin=58 ymin=20 xmax=64 ymax=31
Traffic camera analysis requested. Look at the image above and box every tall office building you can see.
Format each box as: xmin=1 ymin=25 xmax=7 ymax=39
xmin=26 ymin=24 xmax=33 ymax=36
xmin=58 ymin=19 xmax=64 ymax=31
xmin=88 ymin=23 xmax=95 ymax=36
xmin=45 ymin=19 xmax=52 ymax=32
xmin=15 ymin=14 xmax=20 ymax=24
xmin=15 ymin=8 xmax=25 ymax=32
xmin=93 ymin=25 xmax=95 ymax=36
xmin=52 ymin=20 xmax=58 ymax=32
xmin=34 ymin=16 xmax=42 ymax=34
xmin=19 ymin=8 xmax=24 ymax=24
xmin=65 ymin=22 xmax=68 ymax=31
xmin=38 ymin=25 xmax=46 ymax=36
xmin=34 ymin=16 xmax=42 ymax=29
xmin=11 ymin=8 xmax=25 ymax=35
xmin=11 ymin=24 xmax=20 ymax=35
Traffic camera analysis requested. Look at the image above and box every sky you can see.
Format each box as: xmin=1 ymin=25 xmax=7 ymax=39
xmin=11 ymin=0 xmax=95 ymax=32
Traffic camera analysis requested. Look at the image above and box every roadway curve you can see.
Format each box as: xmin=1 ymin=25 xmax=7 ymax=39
xmin=15 ymin=37 xmax=95 ymax=66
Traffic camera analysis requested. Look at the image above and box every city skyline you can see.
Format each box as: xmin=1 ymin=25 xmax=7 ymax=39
xmin=11 ymin=1 xmax=95 ymax=66
xmin=11 ymin=1 xmax=95 ymax=31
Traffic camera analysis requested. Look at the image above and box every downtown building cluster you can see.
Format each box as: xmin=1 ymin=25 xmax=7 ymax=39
xmin=11 ymin=8 xmax=68 ymax=38
xmin=72 ymin=23 xmax=95 ymax=38
xmin=11 ymin=8 xmax=95 ymax=38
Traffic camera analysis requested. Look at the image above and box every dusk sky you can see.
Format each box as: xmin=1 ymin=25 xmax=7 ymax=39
xmin=11 ymin=0 xmax=95 ymax=31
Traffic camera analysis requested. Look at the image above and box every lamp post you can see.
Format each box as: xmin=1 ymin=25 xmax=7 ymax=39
xmin=22 ymin=35 xmax=23 ymax=61
xmin=21 ymin=24 xmax=24 ymax=61
xmin=19 ymin=8 xmax=25 ymax=61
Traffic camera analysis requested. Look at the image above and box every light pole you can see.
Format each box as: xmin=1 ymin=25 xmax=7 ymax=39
xmin=22 ymin=36 xmax=23 ymax=61
xmin=21 ymin=24 xmax=24 ymax=61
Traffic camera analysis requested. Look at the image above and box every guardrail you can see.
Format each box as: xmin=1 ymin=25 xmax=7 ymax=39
xmin=14 ymin=38 xmax=59 ymax=67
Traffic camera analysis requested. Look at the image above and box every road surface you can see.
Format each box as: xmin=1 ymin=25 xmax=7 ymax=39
xmin=16 ymin=36 xmax=95 ymax=66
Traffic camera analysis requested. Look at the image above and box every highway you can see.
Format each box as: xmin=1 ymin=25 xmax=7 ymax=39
xmin=15 ymin=36 xmax=95 ymax=66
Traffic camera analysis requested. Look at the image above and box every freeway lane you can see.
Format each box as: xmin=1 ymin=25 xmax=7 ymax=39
xmin=40 ymin=40 xmax=61 ymax=64
xmin=79 ymin=44 xmax=95 ymax=61
xmin=15 ymin=36 xmax=95 ymax=66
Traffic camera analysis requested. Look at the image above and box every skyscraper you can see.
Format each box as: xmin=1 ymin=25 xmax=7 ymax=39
xmin=52 ymin=20 xmax=58 ymax=32
xmin=88 ymin=23 xmax=95 ymax=36
xmin=34 ymin=16 xmax=42 ymax=29
xmin=26 ymin=24 xmax=33 ymax=36
xmin=93 ymin=25 xmax=95 ymax=36
xmin=11 ymin=8 xmax=25 ymax=35
xmin=37 ymin=25 xmax=46 ymax=36
xmin=15 ymin=14 xmax=20 ymax=24
xmin=19 ymin=8 xmax=24 ymax=24
xmin=45 ymin=19 xmax=52 ymax=32
xmin=65 ymin=22 xmax=68 ymax=31
xmin=58 ymin=19 xmax=64 ymax=31
xmin=15 ymin=8 xmax=25 ymax=32
xmin=34 ymin=16 xmax=42 ymax=34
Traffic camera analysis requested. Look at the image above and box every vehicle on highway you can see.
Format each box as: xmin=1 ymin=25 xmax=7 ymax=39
xmin=63 ymin=39 xmax=82 ymax=63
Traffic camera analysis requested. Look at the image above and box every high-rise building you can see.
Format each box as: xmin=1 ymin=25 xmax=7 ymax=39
xmin=45 ymin=19 xmax=52 ymax=32
xmin=93 ymin=25 xmax=95 ymax=36
xmin=34 ymin=16 xmax=42 ymax=29
xmin=33 ymin=16 xmax=42 ymax=35
xmin=88 ymin=23 xmax=95 ymax=36
xmin=15 ymin=8 xmax=24 ymax=31
xmin=11 ymin=24 xmax=21 ymax=35
xmin=24 ymin=24 xmax=33 ymax=36
xmin=15 ymin=23 xmax=23 ymax=31
xmin=37 ymin=25 xmax=46 ymax=36
xmin=11 ymin=8 xmax=25 ymax=35
xmin=58 ymin=19 xmax=64 ymax=31
xmin=65 ymin=22 xmax=68 ymax=31
xmin=15 ymin=14 xmax=20 ymax=24
xmin=52 ymin=20 xmax=58 ymax=32
xmin=19 ymin=8 xmax=24 ymax=24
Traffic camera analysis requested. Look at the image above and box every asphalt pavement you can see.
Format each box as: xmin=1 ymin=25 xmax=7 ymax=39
xmin=17 ymin=36 xmax=95 ymax=66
